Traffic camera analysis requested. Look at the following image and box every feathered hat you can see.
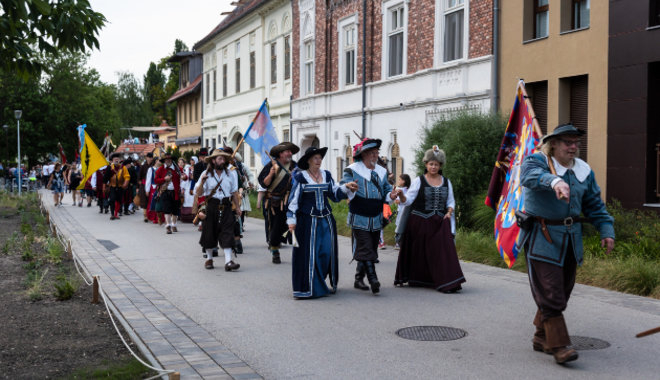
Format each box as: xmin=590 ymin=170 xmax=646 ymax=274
xmin=423 ymin=145 xmax=446 ymax=165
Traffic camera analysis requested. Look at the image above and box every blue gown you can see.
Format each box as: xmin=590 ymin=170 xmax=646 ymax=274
xmin=287 ymin=170 xmax=347 ymax=298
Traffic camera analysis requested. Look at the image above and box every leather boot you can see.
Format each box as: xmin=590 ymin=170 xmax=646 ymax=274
xmin=532 ymin=309 xmax=551 ymax=354
xmin=364 ymin=261 xmax=380 ymax=294
xmin=271 ymin=249 xmax=281 ymax=264
xmin=234 ymin=240 xmax=243 ymax=254
xmin=354 ymin=262 xmax=369 ymax=291
xmin=544 ymin=315 xmax=578 ymax=364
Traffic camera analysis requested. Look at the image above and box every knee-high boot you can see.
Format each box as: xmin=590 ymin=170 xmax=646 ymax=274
xmin=354 ymin=262 xmax=369 ymax=290
xmin=533 ymin=309 xmax=550 ymax=354
xmin=544 ymin=315 xmax=578 ymax=364
xmin=364 ymin=261 xmax=380 ymax=294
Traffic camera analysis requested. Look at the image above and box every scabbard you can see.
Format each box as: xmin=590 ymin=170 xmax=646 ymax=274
xmin=538 ymin=218 xmax=553 ymax=244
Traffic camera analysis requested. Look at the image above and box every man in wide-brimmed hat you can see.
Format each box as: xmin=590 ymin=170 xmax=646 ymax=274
xmin=103 ymin=152 xmax=130 ymax=220
xmin=196 ymin=148 xmax=242 ymax=271
xmin=154 ymin=153 xmax=182 ymax=234
xmin=257 ymin=141 xmax=300 ymax=264
xmin=340 ymin=138 xmax=405 ymax=295
xmin=520 ymin=123 xmax=615 ymax=364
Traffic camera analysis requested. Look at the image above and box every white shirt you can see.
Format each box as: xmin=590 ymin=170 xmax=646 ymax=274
xmin=402 ymin=175 xmax=456 ymax=234
xmin=163 ymin=164 xmax=176 ymax=190
xmin=200 ymin=166 xmax=238 ymax=200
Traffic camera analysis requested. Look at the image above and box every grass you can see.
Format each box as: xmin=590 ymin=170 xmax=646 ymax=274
xmin=61 ymin=358 xmax=157 ymax=379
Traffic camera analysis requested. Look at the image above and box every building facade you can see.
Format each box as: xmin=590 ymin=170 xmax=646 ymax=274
xmin=291 ymin=0 xmax=494 ymax=179
xmin=194 ymin=0 xmax=292 ymax=177
xmin=167 ymin=51 xmax=203 ymax=153
xmin=498 ymin=0 xmax=608 ymax=194
xmin=608 ymin=1 xmax=660 ymax=209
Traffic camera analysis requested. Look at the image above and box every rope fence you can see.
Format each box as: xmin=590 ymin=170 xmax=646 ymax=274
xmin=43 ymin=196 xmax=178 ymax=379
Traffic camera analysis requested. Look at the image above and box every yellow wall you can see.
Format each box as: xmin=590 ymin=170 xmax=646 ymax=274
xmin=499 ymin=1 xmax=609 ymax=194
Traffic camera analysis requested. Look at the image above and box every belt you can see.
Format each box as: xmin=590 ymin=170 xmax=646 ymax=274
xmin=535 ymin=216 xmax=589 ymax=244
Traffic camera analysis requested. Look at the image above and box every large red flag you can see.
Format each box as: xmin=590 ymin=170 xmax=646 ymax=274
xmin=485 ymin=81 xmax=543 ymax=268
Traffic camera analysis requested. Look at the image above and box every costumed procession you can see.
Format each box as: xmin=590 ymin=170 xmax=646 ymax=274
xmin=29 ymin=88 xmax=633 ymax=367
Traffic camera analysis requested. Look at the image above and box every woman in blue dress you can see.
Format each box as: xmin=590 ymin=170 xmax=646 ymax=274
xmin=287 ymin=147 xmax=354 ymax=298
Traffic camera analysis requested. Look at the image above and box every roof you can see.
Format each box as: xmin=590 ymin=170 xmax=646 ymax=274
xmin=167 ymin=51 xmax=202 ymax=63
xmin=114 ymin=143 xmax=157 ymax=156
xmin=193 ymin=0 xmax=268 ymax=50
xmin=167 ymin=74 xmax=202 ymax=103
xmin=154 ymin=128 xmax=176 ymax=136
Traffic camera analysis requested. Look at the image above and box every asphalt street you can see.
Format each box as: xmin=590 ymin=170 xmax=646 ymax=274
xmin=57 ymin=199 xmax=660 ymax=380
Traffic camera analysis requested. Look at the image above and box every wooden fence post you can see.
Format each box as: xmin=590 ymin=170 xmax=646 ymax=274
xmin=169 ymin=372 xmax=180 ymax=380
xmin=92 ymin=276 xmax=99 ymax=304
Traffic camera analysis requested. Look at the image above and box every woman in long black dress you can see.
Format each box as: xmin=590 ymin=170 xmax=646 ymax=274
xmin=394 ymin=146 xmax=465 ymax=293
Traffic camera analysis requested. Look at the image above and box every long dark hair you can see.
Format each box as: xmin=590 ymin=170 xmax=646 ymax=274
xmin=399 ymin=174 xmax=411 ymax=188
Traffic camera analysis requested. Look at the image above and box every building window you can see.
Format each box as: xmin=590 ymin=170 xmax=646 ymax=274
xmin=211 ymin=138 xmax=216 ymax=149
xmin=271 ymin=42 xmax=277 ymax=84
xmin=284 ymin=35 xmax=291 ymax=80
xmin=443 ymin=0 xmax=464 ymax=62
xmin=534 ymin=0 xmax=549 ymax=39
xmin=181 ymin=61 xmax=189 ymax=86
xmin=223 ymin=64 xmax=227 ymax=97
xmin=282 ymin=129 xmax=290 ymax=142
xmin=250 ymin=51 xmax=256 ymax=89
xmin=213 ymin=70 xmax=217 ymax=101
xmin=235 ymin=57 xmax=241 ymax=93
xmin=571 ymin=0 xmax=590 ymax=29
xmin=205 ymin=73 xmax=210 ymax=104
xmin=387 ymin=4 xmax=404 ymax=77
xmin=343 ymin=23 xmax=356 ymax=85
xmin=526 ymin=81 xmax=548 ymax=135
xmin=249 ymin=147 xmax=255 ymax=167
xmin=195 ymin=98 xmax=198 ymax=121
xmin=304 ymin=40 xmax=314 ymax=95
xmin=651 ymin=0 xmax=660 ymax=27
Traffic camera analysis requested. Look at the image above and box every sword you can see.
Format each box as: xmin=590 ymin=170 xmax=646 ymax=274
xmin=636 ymin=326 xmax=660 ymax=338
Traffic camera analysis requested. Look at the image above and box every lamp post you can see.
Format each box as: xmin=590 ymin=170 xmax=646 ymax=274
xmin=14 ymin=110 xmax=22 ymax=196
xmin=2 ymin=124 xmax=7 ymax=164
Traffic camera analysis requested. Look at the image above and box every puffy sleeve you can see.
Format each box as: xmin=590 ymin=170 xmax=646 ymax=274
xmin=401 ymin=177 xmax=421 ymax=206
xmin=340 ymin=168 xmax=356 ymax=200
xmin=286 ymin=173 xmax=304 ymax=225
xmin=326 ymin=170 xmax=348 ymax=203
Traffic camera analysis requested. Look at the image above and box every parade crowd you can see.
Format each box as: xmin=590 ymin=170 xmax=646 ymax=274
xmin=37 ymin=124 xmax=615 ymax=365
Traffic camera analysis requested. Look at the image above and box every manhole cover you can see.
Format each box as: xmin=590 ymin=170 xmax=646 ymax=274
xmin=396 ymin=326 xmax=467 ymax=341
xmin=97 ymin=239 xmax=119 ymax=251
xmin=569 ymin=336 xmax=610 ymax=350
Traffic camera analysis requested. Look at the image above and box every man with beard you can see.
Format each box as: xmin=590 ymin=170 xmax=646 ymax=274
xmin=258 ymin=142 xmax=299 ymax=264
xmin=196 ymin=149 xmax=242 ymax=271
xmin=340 ymin=138 xmax=403 ymax=294
xmin=138 ymin=153 xmax=154 ymax=222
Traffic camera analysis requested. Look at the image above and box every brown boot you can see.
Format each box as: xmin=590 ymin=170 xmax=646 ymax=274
xmin=544 ymin=315 xmax=578 ymax=364
xmin=532 ymin=310 xmax=551 ymax=354
xmin=204 ymin=259 xmax=214 ymax=269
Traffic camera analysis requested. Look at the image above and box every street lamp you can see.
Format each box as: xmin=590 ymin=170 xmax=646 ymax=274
xmin=14 ymin=110 xmax=22 ymax=196
xmin=2 ymin=124 xmax=7 ymax=164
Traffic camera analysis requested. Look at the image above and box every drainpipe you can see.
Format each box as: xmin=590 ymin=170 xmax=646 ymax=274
xmin=289 ymin=94 xmax=293 ymax=142
xmin=491 ymin=0 xmax=500 ymax=113
xmin=361 ymin=0 xmax=367 ymax=138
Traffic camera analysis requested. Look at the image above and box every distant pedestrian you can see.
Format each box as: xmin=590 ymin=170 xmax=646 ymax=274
xmin=47 ymin=163 xmax=65 ymax=207
xmin=154 ymin=153 xmax=181 ymax=234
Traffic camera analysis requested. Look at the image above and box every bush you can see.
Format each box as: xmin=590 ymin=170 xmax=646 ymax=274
xmin=414 ymin=111 xmax=506 ymax=229
xmin=54 ymin=275 xmax=78 ymax=300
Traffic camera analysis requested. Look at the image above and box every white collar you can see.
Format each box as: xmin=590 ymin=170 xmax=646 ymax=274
xmin=348 ymin=161 xmax=387 ymax=181
xmin=303 ymin=170 xmax=326 ymax=184
xmin=548 ymin=155 xmax=591 ymax=182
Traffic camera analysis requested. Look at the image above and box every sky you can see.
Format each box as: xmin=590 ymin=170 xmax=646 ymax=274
xmin=88 ymin=0 xmax=233 ymax=85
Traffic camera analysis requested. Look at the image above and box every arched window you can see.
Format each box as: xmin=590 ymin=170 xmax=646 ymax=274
xmin=389 ymin=135 xmax=403 ymax=180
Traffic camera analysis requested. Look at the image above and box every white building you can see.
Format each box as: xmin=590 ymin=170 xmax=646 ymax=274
xmin=194 ymin=0 xmax=293 ymax=177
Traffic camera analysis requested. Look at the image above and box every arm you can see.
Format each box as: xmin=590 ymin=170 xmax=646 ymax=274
xmin=581 ymin=172 xmax=615 ymax=244
xmin=286 ymin=177 xmax=302 ymax=229
xmin=445 ymin=179 xmax=455 ymax=219
xmin=339 ymin=168 xmax=357 ymax=200
xmin=400 ymin=177 xmax=421 ymax=206
xmin=257 ymin=163 xmax=272 ymax=188
xmin=327 ymin=171 xmax=349 ymax=202
xmin=122 ymin=167 xmax=130 ymax=188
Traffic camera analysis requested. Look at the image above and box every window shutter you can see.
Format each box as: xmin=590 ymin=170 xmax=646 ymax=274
xmin=570 ymin=75 xmax=588 ymax=161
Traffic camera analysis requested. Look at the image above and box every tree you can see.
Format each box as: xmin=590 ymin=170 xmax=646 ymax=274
xmin=414 ymin=111 xmax=506 ymax=228
xmin=0 ymin=0 xmax=106 ymax=78
xmin=143 ymin=62 xmax=166 ymax=125
xmin=115 ymin=71 xmax=152 ymax=127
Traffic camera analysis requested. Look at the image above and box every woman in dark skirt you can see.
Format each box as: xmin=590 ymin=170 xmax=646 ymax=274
xmin=394 ymin=146 xmax=465 ymax=293
xmin=286 ymin=147 xmax=350 ymax=298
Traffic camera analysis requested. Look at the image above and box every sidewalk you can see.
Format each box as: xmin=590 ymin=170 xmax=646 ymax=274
xmin=43 ymin=192 xmax=261 ymax=380
xmin=43 ymin=191 xmax=660 ymax=379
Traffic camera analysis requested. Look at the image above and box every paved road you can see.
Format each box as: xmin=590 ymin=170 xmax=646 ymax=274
xmin=50 ymin=195 xmax=660 ymax=379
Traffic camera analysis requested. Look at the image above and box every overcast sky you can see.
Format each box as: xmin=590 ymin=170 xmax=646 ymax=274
xmin=88 ymin=0 xmax=233 ymax=84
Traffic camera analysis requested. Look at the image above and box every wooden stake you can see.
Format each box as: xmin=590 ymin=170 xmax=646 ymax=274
xmin=636 ymin=326 xmax=660 ymax=338
xmin=92 ymin=276 xmax=99 ymax=304
xmin=67 ymin=240 xmax=72 ymax=259
xmin=169 ymin=372 xmax=180 ymax=380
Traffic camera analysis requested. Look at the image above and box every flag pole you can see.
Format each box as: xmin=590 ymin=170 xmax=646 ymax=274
xmin=232 ymin=98 xmax=268 ymax=159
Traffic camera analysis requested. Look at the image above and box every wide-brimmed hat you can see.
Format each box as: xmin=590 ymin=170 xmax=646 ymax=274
xmin=298 ymin=147 xmax=328 ymax=170
xmin=352 ymin=138 xmax=382 ymax=160
xmin=270 ymin=142 xmax=300 ymax=157
xmin=159 ymin=153 xmax=176 ymax=163
xmin=109 ymin=152 xmax=122 ymax=160
xmin=204 ymin=148 xmax=232 ymax=163
xmin=423 ymin=145 xmax=446 ymax=165
xmin=541 ymin=123 xmax=585 ymax=145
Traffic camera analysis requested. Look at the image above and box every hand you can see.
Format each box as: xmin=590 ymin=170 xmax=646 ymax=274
xmin=200 ymin=173 xmax=207 ymax=182
xmin=394 ymin=199 xmax=400 ymax=205
xmin=390 ymin=188 xmax=401 ymax=200
xmin=553 ymin=180 xmax=570 ymax=203
xmin=189 ymin=189 xmax=193 ymax=195
xmin=288 ymin=224 xmax=296 ymax=232
xmin=165 ymin=174 xmax=172 ymax=181
xmin=345 ymin=181 xmax=358 ymax=192
xmin=601 ymin=237 xmax=614 ymax=255
xmin=236 ymin=209 xmax=242 ymax=218
xmin=270 ymin=163 xmax=279 ymax=174
xmin=444 ymin=211 xmax=452 ymax=219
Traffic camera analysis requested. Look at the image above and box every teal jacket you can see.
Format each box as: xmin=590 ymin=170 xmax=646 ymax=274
xmin=518 ymin=153 xmax=614 ymax=267
xmin=340 ymin=161 xmax=393 ymax=231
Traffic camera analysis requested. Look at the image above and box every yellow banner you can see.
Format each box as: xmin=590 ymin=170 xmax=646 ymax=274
xmin=77 ymin=131 xmax=109 ymax=190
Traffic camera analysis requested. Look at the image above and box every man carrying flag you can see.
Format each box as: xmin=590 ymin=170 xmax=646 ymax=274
xmin=76 ymin=124 xmax=109 ymax=193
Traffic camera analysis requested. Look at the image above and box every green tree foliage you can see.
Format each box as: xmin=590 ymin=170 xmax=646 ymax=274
xmin=144 ymin=62 xmax=167 ymax=126
xmin=0 ymin=0 xmax=106 ymax=78
xmin=115 ymin=71 xmax=152 ymax=127
xmin=414 ymin=111 xmax=506 ymax=228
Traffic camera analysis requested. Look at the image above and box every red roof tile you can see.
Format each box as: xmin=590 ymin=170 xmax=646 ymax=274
xmin=167 ymin=74 xmax=202 ymax=103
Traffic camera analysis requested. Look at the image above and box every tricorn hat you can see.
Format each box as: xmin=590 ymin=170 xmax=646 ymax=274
xmin=541 ymin=123 xmax=585 ymax=145
xmin=423 ymin=145 xmax=446 ymax=165
xmin=270 ymin=142 xmax=300 ymax=157
xmin=298 ymin=147 xmax=328 ymax=170
xmin=352 ymin=138 xmax=382 ymax=160
xmin=204 ymin=148 xmax=232 ymax=163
